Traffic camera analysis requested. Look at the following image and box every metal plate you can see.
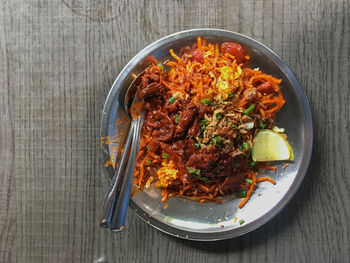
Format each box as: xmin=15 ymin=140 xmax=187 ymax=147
xmin=100 ymin=29 xmax=313 ymax=241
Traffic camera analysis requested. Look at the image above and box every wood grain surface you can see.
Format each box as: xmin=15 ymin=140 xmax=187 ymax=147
xmin=0 ymin=0 xmax=349 ymax=262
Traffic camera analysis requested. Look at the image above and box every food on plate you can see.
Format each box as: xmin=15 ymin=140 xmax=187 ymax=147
xmin=132 ymin=37 xmax=293 ymax=208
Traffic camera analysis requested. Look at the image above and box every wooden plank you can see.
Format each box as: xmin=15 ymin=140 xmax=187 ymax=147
xmin=0 ymin=1 xmax=16 ymax=262
xmin=0 ymin=0 xmax=348 ymax=262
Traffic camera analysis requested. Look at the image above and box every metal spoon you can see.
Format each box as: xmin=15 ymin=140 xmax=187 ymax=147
xmin=100 ymin=73 xmax=144 ymax=230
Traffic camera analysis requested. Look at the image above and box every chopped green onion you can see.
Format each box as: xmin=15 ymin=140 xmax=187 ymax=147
xmin=175 ymin=114 xmax=181 ymax=123
xmin=259 ymin=119 xmax=267 ymax=129
xmin=169 ymin=96 xmax=177 ymax=104
xmin=216 ymin=113 xmax=223 ymax=121
xmin=186 ymin=167 xmax=201 ymax=175
xmin=201 ymin=98 xmax=212 ymax=105
xmin=221 ymin=98 xmax=226 ymax=102
xmin=200 ymin=119 xmax=207 ymax=136
xmin=228 ymin=93 xmax=234 ymax=98
xmin=193 ymin=197 xmax=199 ymax=201
xmin=242 ymin=141 xmax=250 ymax=150
xmin=146 ymin=145 xmax=149 ymax=151
xmin=162 ymin=153 xmax=169 ymax=159
xmin=239 ymin=219 xmax=245 ymax=225
xmin=158 ymin=62 xmax=164 ymax=72
xmin=146 ymin=160 xmax=152 ymax=166
xmin=244 ymin=178 xmax=253 ymax=184
xmin=211 ymin=136 xmax=223 ymax=146
xmin=235 ymin=190 xmax=247 ymax=198
xmin=249 ymin=160 xmax=256 ymax=168
xmin=197 ymin=176 xmax=211 ymax=183
xmin=244 ymin=104 xmax=255 ymax=115
xmin=232 ymin=124 xmax=238 ymax=129
xmin=194 ymin=143 xmax=201 ymax=149
xmin=156 ymin=183 xmax=162 ymax=188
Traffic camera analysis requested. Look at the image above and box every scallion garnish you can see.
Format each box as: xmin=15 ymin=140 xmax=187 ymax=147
xmin=242 ymin=141 xmax=250 ymax=150
xmin=216 ymin=113 xmax=222 ymax=121
xmin=244 ymin=104 xmax=255 ymax=115
xmin=194 ymin=143 xmax=201 ymax=149
xmin=175 ymin=114 xmax=181 ymax=123
xmin=259 ymin=119 xmax=267 ymax=129
xmin=146 ymin=160 xmax=152 ymax=166
xmin=244 ymin=178 xmax=253 ymax=184
xmin=239 ymin=219 xmax=245 ymax=225
xmin=235 ymin=190 xmax=247 ymax=198
xmin=158 ymin=62 xmax=164 ymax=72
xmin=162 ymin=153 xmax=169 ymax=159
xmin=201 ymin=98 xmax=212 ymax=105
xmin=169 ymin=96 xmax=177 ymax=104
xmin=228 ymin=93 xmax=234 ymax=98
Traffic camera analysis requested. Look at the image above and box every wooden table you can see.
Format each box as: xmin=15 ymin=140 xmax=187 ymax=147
xmin=1 ymin=0 xmax=349 ymax=262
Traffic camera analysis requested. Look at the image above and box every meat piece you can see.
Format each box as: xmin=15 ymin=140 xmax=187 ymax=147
xmin=158 ymin=141 xmax=189 ymax=183
xmin=220 ymin=42 xmax=246 ymax=64
xmin=139 ymin=82 xmax=163 ymax=99
xmin=148 ymin=139 xmax=160 ymax=153
xmin=164 ymin=98 xmax=183 ymax=113
xmin=191 ymin=49 xmax=204 ymax=63
xmin=220 ymin=172 xmax=246 ymax=191
xmin=175 ymin=103 xmax=198 ymax=137
xmin=146 ymin=111 xmax=175 ymax=142
xmin=243 ymin=87 xmax=257 ymax=100
xmin=188 ymin=117 xmax=200 ymax=137
xmin=198 ymin=104 xmax=212 ymax=118
xmin=256 ymin=81 xmax=274 ymax=94
xmin=180 ymin=46 xmax=191 ymax=57
xmin=186 ymin=153 xmax=218 ymax=171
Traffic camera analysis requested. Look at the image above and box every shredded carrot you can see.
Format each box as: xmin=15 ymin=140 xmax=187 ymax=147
xmin=260 ymin=165 xmax=277 ymax=171
xmin=239 ymin=171 xmax=257 ymax=208
xmin=257 ymin=177 xmax=276 ymax=185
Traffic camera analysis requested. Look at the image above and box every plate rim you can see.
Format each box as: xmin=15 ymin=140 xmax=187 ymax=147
xmin=100 ymin=28 xmax=313 ymax=241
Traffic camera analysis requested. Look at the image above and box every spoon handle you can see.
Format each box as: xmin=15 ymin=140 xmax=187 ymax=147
xmin=109 ymin=113 xmax=144 ymax=231
xmin=100 ymin=121 xmax=135 ymax=228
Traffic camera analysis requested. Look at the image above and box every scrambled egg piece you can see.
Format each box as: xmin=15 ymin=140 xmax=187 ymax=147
xmin=157 ymin=161 xmax=178 ymax=187
xmin=216 ymin=65 xmax=242 ymax=99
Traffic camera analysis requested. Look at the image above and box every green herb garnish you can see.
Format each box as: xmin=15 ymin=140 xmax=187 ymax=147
xmin=242 ymin=141 xmax=250 ymax=150
xmin=162 ymin=153 xmax=169 ymax=159
xmin=211 ymin=136 xmax=223 ymax=146
xmin=249 ymin=160 xmax=256 ymax=168
xmin=201 ymin=98 xmax=212 ymax=105
xmin=169 ymin=96 xmax=177 ymax=104
xmin=194 ymin=143 xmax=201 ymax=149
xmin=200 ymin=119 xmax=207 ymax=136
xmin=216 ymin=113 xmax=223 ymax=121
xmin=244 ymin=104 xmax=255 ymax=115
xmin=244 ymin=178 xmax=253 ymax=184
xmin=239 ymin=219 xmax=245 ymax=225
xmin=175 ymin=114 xmax=181 ymax=123
xmin=235 ymin=190 xmax=247 ymax=198
xmin=158 ymin=62 xmax=164 ymax=72
xmin=186 ymin=167 xmax=201 ymax=175
xmin=146 ymin=160 xmax=152 ymax=166
xmin=228 ymin=93 xmax=234 ymax=98
xmin=259 ymin=119 xmax=267 ymax=129
xmin=232 ymin=124 xmax=238 ymax=129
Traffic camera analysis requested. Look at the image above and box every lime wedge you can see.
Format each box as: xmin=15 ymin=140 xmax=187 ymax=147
xmin=252 ymin=129 xmax=294 ymax=162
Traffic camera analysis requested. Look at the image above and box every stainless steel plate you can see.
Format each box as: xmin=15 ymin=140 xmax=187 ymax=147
xmin=100 ymin=29 xmax=313 ymax=241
